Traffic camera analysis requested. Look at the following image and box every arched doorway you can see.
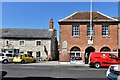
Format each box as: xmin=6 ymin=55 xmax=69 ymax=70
xmin=70 ymin=46 xmax=80 ymax=51
xmin=85 ymin=47 xmax=95 ymax=64
xmin=100 ymin=47 xmax=111 ymax=52
xmin=70 ymin=46 xmax=82 ymax=64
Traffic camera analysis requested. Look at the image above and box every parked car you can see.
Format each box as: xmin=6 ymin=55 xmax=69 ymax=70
xmin=13 ymin=54 xmax=36 ymax=63
xmin=0 ymin=52 xmax=14 ymax=64
xmin=106 ymin=65 xmax=120 ymax=80
xmin=89 ymin=52 xmax=120 ymax=68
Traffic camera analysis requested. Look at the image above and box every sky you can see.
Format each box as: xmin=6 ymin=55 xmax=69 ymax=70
xmin=1 ymin=0 xmax=120 ymax=2
xmin=1 ymin=2 xmax=119 ymax=42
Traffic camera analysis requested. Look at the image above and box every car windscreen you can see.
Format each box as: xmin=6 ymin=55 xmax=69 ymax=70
xmin=14 ymin=54 xmax=21 ymax=57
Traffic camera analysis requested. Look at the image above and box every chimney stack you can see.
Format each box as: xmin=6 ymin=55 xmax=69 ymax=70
xmin=49 ymin=19 xmax=53 ymax=29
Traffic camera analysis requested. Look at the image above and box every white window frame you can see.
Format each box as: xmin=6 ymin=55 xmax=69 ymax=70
xmin=35 ymin=40 xmax=41 ymax=46
xmin=87 ymin=25 xmax=94 ymax=36
xmin=36 ymin=51 xmax=41 ymax=57
xmin=19 ymin=40 xmax=25 ymax=46
xmin=72 ymin=25 xmax=80 ymax=37
xmin=70 ymin=51 xmax=81 ymax=57
xmin=102 ymin=25 xmax=109 ymax=37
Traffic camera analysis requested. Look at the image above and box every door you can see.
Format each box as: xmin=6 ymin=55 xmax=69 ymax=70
xmin=85 ymin=47 xmax=95 ymax=64
xmin=6 ymin=54 xmax=14 ymax=62
xmin=36 ymin=52 xmax=41 ymax=61
xmin=101 ymin=53 xmax=110 ymax=66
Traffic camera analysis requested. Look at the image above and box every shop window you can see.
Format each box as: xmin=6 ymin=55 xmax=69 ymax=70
xmin=70 ymin=53 xmax=75 ymax=60
xmin=70 ymin=52 xmax=82 ymax=60
xmin=100 ymin=47 xmax=111 ymax=52
xmin=70 ymin=46 xmax=81 ymax=61
xmin=70 ymin=46 xmax=80 ymax=51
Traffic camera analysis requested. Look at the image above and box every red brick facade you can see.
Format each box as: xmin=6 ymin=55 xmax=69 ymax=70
xmin=58 ymin=12 xmax=119 ymax=63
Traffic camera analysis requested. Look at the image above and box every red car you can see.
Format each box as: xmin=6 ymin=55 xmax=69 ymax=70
xmin=89 ymin=52 xmax=120 ymax=68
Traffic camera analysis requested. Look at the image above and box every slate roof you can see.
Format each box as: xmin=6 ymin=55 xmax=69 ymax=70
xmin=0 ymin=28 xmax=53 ymax=39
xmin=59 ymin=11 xmax=119 ymax=22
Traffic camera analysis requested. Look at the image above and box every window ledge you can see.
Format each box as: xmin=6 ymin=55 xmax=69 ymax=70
xmin=86 ymin=36 xmax=95 ymax=38
xmin=36 ymin=45 xmax=41 ymax=47
xmin=20 ymin=45 xmax=25 ymax=47
xmin=102 ymin=36 xmax=110 ymax=38
xmin=72 ymin=36 xmax=80 ymax=38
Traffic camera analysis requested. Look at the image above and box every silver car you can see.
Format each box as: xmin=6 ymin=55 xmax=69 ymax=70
xmin=106 ymin=65 xmax=120 ymax=80
xmin=0 ymin=53 xmax=14 ymax=64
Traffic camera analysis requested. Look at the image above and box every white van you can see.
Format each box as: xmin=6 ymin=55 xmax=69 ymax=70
xmin=0 ymin=52 xmax=14 ymax=64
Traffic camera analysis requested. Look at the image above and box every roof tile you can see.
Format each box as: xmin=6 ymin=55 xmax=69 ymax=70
xmin=1 ymin=28 xmax=53 ymax=39
xmin=59 ymin=11 xmax=118 ymax=22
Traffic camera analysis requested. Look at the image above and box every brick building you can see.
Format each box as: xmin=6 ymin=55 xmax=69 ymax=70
xmin=58 ymin=11 xmax=119 ymax=64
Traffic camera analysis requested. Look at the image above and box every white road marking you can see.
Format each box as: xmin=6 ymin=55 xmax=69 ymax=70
xmin=20 ymin=67 xmax=35 ymax=69
xmin=68 ymin=68 xmax=107 ymax=71
xmin=10 ymin=66 xmax=36 ymax=69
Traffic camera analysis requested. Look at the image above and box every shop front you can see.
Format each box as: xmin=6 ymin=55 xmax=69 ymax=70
xmin=70 ymin=51 xmax=83 ymax=64
xmin=70 ymin=46 xmax=83 ymax=64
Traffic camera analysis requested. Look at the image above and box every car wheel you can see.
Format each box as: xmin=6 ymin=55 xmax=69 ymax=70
xmin=95 ymin=63 xmax=101 ymax=68
xmin=21 ymin=60 xmax=25 ymax=64
xmin=3 ymin=60 xmax=8 ymax=64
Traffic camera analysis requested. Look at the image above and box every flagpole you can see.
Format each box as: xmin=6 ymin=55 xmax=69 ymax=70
xmin=90 ymin=0 xmax=93 ymax=41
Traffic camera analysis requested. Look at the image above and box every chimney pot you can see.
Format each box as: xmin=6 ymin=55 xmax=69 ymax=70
xmin=49 ymin=19 xmax=54 ymax=29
